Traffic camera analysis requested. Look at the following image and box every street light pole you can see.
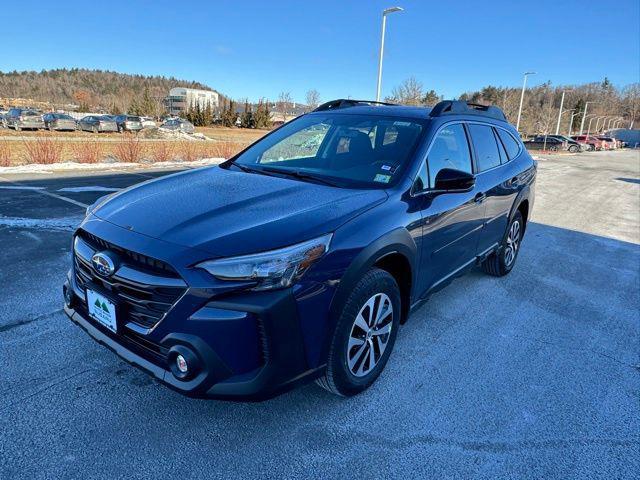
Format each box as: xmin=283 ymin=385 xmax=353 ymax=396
xmin=555 ymin=90 xmax=569 ymax=135
xmin=516 ymin=71 xmax=536 ymax=133
xmin=579 ymin=101 xmax=596 ymax=135
xmin=375 ymin=6 xmax=404 ymax=102
xmin=567 ymin=110 xmax=578 ymax=136
xmin=586 ymin=114 xmax=597 ymax=137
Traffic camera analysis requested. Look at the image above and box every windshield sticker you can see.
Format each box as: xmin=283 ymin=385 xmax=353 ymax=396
xmin=381 ymin=164 xmax=392 ymax=171
xmin=374 ymin=174 xmax=392 ymax=183
xmin=393 ymin=121 xmax=412 ymax=126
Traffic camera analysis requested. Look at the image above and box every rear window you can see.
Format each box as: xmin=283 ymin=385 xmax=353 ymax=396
xmin=127 ymin=116 xmax=141 ymax=121
xmin=24 ymin=111 xmax=40 ymax=117
xmin=468 ymin=124 xmax=501 ymax=172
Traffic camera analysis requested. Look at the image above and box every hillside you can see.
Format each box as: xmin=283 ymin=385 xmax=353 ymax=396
xmin=0 ymin=68 xmax=216 ymax=113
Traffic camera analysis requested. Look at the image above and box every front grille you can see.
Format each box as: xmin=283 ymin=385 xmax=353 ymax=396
xmin=73 ymin=235 xmax=186 ymax=330
xmin=79 ymin=231 xmax=179 ymax=278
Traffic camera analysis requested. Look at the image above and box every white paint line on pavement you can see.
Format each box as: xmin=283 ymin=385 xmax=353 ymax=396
xmin=0 ymin=175 xmax=89 ymax=209
xmin=0 ymin=186 xmax=45 ymax=190
xmin=57 ymin=186 xmax=120 ymax=193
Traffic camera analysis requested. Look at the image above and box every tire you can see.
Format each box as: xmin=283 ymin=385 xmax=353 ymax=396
xmin=15 ymin=125 xmax=21 ymax=132
xmin=549 ymin=145 xmax=558 ymax=152
xmin=316 ymin=268 xmax=401 ymax=397
xmin=92 ymin=126 xmax=98 ymax=134
xmin=568 ymin=145 xmax=579 ymax=153
xmin=481 ymin=210 xmax=524 ymax=277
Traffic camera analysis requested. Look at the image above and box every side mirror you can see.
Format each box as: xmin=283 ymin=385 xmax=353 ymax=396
xmin=433 ymin=168 xmax=475 ymax=193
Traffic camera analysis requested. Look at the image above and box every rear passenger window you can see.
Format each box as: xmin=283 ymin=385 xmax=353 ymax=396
xmin=496 ymin=128 xmax=521 ymax=160
xmin=426 ymin=123 xmax=472 ymax=188
xmin=468 ymin=124 xmax=501 ymax=172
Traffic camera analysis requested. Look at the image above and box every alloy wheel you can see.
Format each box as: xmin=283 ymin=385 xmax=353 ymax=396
xmin=347 ymin=293 xmax=394 ymax=377
xmin=504 ymin=220 xmax=521 ymax=266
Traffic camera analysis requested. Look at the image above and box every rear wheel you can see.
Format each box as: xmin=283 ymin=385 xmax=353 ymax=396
xmin=481 ymin=211 xmax=524 ymax=277
xmin=316 ymin=268 xmax=400 ymax=397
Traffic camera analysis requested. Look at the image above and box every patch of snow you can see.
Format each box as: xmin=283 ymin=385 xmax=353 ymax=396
xmin=0 ymin=215 xmax=82 ymax=231
xmin=0 ymin=158 xmax=225 ymax=175
xmin=57 ymin=186 xmax=121 ymax=193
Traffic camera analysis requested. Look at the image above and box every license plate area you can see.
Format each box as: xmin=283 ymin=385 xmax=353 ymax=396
xmin=86 ymin=288 xmax=118 ymax=334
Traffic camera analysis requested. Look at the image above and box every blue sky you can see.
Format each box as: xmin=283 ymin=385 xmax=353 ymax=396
xmin=2 ymin=0 xmax=638 ymax=103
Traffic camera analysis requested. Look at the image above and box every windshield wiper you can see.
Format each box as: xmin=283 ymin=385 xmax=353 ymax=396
xmin=259 ymin=167 xmax=340 ymax=187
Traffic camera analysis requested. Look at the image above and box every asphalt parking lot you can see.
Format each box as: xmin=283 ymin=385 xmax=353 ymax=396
xmin=1 ymin=150 xmax=639 ymax=479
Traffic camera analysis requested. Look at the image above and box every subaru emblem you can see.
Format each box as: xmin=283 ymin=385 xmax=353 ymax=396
xmin=91 ymin=252 xmax=116 ymax=277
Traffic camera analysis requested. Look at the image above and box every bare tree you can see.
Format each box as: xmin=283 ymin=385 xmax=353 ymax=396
xmin=305 ymin=89 xmax=321 ymax=111
xmin=277 ymin=91 xmax=293 ymax=122
xmin=385 ymin=77 xmax=424 ymax=106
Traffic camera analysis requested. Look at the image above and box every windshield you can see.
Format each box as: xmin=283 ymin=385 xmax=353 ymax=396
xmin=229 ymin=113 xmax=425 ymax=188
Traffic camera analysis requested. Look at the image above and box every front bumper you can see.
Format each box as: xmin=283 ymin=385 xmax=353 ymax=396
xmin=64 ymin=265 xmax=325 ymax=401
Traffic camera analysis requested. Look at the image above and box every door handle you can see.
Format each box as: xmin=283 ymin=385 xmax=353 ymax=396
xmin=474 ymin=192 xmax=486 ymax=203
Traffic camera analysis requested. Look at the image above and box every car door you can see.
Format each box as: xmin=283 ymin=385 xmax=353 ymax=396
xmin=471 ymin=124 xmax=522 ymax=254
xmin=414 ymin=122 xmax=486 ymax=293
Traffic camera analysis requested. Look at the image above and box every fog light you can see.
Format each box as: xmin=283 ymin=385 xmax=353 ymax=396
xmin=176 ymin=354 xmax=188 ymax=374
xmin=63 ymin=284 xmax=73 ymax=308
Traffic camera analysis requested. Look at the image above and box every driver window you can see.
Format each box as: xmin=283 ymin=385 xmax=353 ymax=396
xmin=426 ymin=124 xmax=472 ymax=188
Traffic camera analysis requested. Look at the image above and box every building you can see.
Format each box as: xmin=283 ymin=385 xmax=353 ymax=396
xmin=163 ymin=87 xmax=219 ymax=116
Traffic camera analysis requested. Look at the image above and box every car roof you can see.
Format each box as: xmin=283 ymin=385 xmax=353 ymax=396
xmin=308 ymin=104 xmax=432 ymax=119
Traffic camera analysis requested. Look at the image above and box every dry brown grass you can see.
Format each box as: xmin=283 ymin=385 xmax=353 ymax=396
xmin=148 ymin=141 xmax=176 ymax=162
xmin=113 ymin=135 xmax=146 ymax=163
xmin=177 ymin=141 xmax=200 ymax=162
xmin=0 ymin=137 xmax=248 ymax=167
xmin=0 ymin=142 xmax=11 ymax=167
xmin=71 ymin=141 xmax=104 ymax=164
xmin=203 ymin=141 xmax=247 ymax=159
xmin=22 ymin=135 xmax=63 ymax=164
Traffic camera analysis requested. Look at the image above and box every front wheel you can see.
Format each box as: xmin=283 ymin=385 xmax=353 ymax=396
xmin=568 ymin=145 xmax=579 ymax=153
xmin=316 ymin=268 xmax=400 ymax=397
xmin=481 ymin=211 xmax=524 ymax=277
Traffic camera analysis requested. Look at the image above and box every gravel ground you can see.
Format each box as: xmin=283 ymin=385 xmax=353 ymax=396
xmin=0 ymin=150 xmax=638 ymax=479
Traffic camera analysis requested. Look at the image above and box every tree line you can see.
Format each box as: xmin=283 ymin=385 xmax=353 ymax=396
xmin=386 ymin=77 xmax=639 ymax=135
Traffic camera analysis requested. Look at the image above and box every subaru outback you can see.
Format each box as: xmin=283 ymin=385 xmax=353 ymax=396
xmin=64 ymin=99 xmax=536 ymax=400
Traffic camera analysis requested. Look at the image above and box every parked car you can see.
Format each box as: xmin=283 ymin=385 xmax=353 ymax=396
xmin=0 ymin=110 xmax=7 ymax=128
xmin=571 ymin=135 xmax=605 ymax=151
xmin=546 ymin=135 xmax=584 ymax=153
xmin=596 ymin=136 xmax=617 ymax=150
xmin=5 ymin=108 xmax=45 ymax=131
xmin=64 ymin=99 xmax=536 ymax=400
xmin=114 ymin=115 xmax=143 ymax=133
xmin=78 ymin=115 xmax=118 ymax=133
xmin=160 ymin=118 xmax=195 ymax=134
xmin=523 ymin=135 xmax=569 ymax=151
xmin=42 ymin=113 xmax=77 ymax=131
xmin=141 ymin=116 xmax=157 ymax=128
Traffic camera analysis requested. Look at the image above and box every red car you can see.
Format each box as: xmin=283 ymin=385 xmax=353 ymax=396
xmin=571 ymin=135 xmax=604 ymax=151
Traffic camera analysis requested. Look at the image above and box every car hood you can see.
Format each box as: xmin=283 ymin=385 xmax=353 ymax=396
xmin=92 ymin=166 xmax=388 ymax=257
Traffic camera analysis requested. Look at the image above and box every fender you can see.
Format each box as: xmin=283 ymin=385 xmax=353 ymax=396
xmin=323 ymin=227 xmax=417 ymax=357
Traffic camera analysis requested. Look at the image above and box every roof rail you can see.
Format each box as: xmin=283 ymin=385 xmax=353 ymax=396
xmin=313 ymin=99 xmax=398 ymax=112
xmin=429 ymin=100 xmax=507 ymax=122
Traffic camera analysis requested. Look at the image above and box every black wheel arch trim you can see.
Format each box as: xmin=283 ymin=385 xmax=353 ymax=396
xmin=323 ymin=227 xmax=417 ymax=358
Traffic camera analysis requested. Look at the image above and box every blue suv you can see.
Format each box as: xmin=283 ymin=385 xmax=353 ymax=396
xmin=63 ymin=100 xmax=536 ymax=400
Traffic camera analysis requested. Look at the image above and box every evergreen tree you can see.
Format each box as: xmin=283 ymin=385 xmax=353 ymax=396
xmin=241 ymin=100 xmax=254 ymax=128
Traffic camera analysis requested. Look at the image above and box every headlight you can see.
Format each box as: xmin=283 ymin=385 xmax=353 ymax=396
xmin=196 ymin=233 xmax=332 ymax=291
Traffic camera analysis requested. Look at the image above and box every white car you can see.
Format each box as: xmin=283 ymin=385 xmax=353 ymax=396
xmin=141 ymin=117 xmax=157 ymax=128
